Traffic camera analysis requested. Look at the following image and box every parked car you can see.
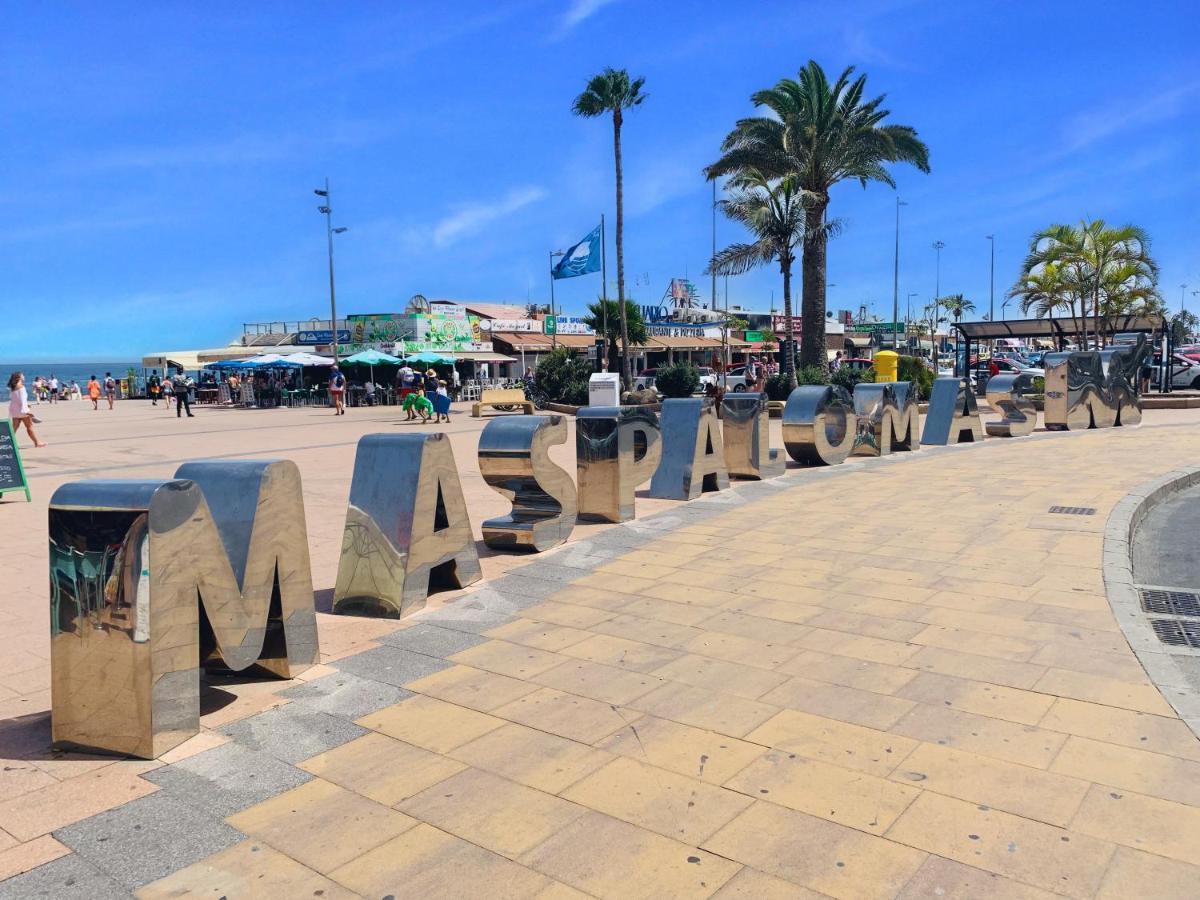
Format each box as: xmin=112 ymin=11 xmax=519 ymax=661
xmin=723 ymin=366 xmax=757 ymax=392
xmin=633 ymin=368 xmax=658 ymax=392
xmin=1149 ymin=354 xmax=1200 ymax=390
xmin=840 ymin=357 xmax=874 ymax=372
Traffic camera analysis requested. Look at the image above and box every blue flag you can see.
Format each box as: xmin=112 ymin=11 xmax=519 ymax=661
xmin=552 ymin=225 xmax=601 ymax=279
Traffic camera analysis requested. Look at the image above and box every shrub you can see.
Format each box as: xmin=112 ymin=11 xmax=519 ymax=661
xmin=763 ymin=373 xmax=793 ymax=401
xmin=796 ymin=365 xmax=829 ymax=386
xmin=898 ymin=355 xmax=935 ymax=401
xmin=655 ymin=361 xmax=700 ymax=398
xmin=536 ymin=347 xmax=592 ymax=404
xmin=830 ymin=366 xmax=868 ymax=393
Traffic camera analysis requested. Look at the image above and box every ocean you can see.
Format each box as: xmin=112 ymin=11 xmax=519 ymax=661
xmin=0 ymin=362 xmax=140 ymax=401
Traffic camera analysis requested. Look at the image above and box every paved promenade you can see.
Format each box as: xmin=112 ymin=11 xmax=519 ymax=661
xmin=2 ymin=398 xmax=1200 ymax=897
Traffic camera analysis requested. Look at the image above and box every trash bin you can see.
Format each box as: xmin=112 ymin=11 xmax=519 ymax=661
xmin=874 ymin=350 xmax=899 ymax=383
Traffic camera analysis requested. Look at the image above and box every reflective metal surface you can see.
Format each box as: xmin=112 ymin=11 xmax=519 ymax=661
xmin=921 ymin=377 xmax=984 ymax=445
xmin=333 ymin=434 xmax=481 ymax=619
xmin=479 ymin=415 xmax=578 ymax=551
xmin=647 ymin=398 xmax=730 ymax=500
xmin=781 ymin=385 xmax=857 ymax=466
xmin=984 ymin=373 xmax=1037 ymax=438
xmin=1044 ymin=337 xmax=1145 ymax=430
xmin=721 ymin=392 xmax=785 ymax=479
xmin=576 ymin=406 xmax=662 ymax=522
xmin=852 ymin=381 xmax=921 ymax=456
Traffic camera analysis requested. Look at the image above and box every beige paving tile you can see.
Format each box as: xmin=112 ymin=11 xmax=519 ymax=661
xmin=596 ymin=558 xmax=678 ymax=580
xmin=746 ymin=708 xmax=918 ymax=777
xmin=896 ymin=672 xmax=1054 ymax=726
xmin=802 ymin=609 xmax=928 ymax=642
xmin=0 ymin=835 xmax=70 ymax=882
xmin=0 ymin=764 xmax=159 ymax=841
xmin=155 ymin=730 xmax=231 ymax=766
xmin=712 ymin=866 xmax=827 ymax=898
xmin=1032 ymin=668 xmax=1174 ymax=716
xmin=572 ymin=571 xmax=662 ymax=597
xmin=703 ymin=801 xmax=927 ymax=899
xmin=520 ymin=600 xmax=619 ymax=628
xmin=450 ymin=722 xmax=612 ymax=794
xmin=1069 ymin=783 xmax=1200 ymax=864
xmin=449 ymin=639 xmax=567 ymax=679
xmin=726 ymin=750 xmax=919 ymax=834
xmin=562 ymin=756 xmax=752 ymax=844
xmin=890 ymin=704 xmax=1067 ymax=769
xmin=1050 ymin=735 xmax=1200 ymax=806
xmin=1095 ymin=846 xmax=1200 ymax=899
xmin=227 ymin=778 xmax=417 ymax=875
xmin=618 ymin=595 xmax=726 ymax=626
xmin=135 ymin=839 xmax=356 ymax=900
xmin=683 ymin=630 xmax=800 ymax=671
xmin=532 ymin=658 xmax=664 ymax=705
xmin=885 ymin=792 xmax=1114 ymax=899
xmin=1028 ymin=644 xmax=1150 ymax=682
xmin=896 ymin=855 xmax=1059 ymax=900
xmin=629 ymin=681 xmax=779 ymax=738
xmin=0 ymin=758 xmax=55 ymax=801
xmin=697 ymin=610 xmax=813 ymax=644
xmin=331 ymin=822 xmax=557 ymax=898
xmin=595 ymin=715 xmax=765 ymax=786
xmin=904 ymin=646 xmax=1047 ymax=690
xmin=521 ymin=810 xmax=740 ymax=899
xmin=793 ymin=628 xmax=920 ymax=666
xmin=298 ymin=732 xmax=466 ymax=806
xmin=650 ymin=652 xmax=789 ymax=700
xmin=399 ymin=767 xmax=587 ymax=858
xmin=559 ymin=632 xmax=683 ymax=671
xmin=760 ymin=676 xmax=917 ymax=731
xmin=485 ymin=618 xmax=595 ymax=651
xmin=1039 ymin=697 xmax=1200 ymax=761
xmin=404 ymin=663 xmax=541 ymax=712
xmin=909 ymin=625 xmax=1040 ymax=662
xmin=547 ymin=584 xmax=636 ymax=610
xmin=590 ymin=613 xmax=704 ymax=650
xmin=491 ymin=686 xmax=637 ymax=743
xmin=356 ymin=694 xmax=506 ymax=753
xmin=892 ymin=743 xmax=1089 ymax=826
xmin=780 ymin=649 xmax=918 ymax=695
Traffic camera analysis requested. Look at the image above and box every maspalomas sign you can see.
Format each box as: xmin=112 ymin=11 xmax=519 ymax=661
xmin=47 ymin=342 xmax=1147 ymax=757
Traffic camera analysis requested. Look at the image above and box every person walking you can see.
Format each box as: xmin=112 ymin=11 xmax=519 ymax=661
xmin=160 ymin=376 xmax=174 ymax=410
xmin=329 ymin=366 xmax=347 ymax=416
xmin=7 ymin=372 xmax=46 ymax=448
xmin=103 ymin=372 xmax=117 ymax=410
xmin=174 ymin=372 xmax=194 ymax=418
xmin=48 ymin=375 xmax=60 ymax=404
xmin=87 ymin=375 xmax=101 ymax=410
xmin=433 ymin=380 xmax=451 ymax=424
xmin=148 ymin=370 xmax=161 ymax=406
xmin=423 ymin=368 xmax=439 ymax=400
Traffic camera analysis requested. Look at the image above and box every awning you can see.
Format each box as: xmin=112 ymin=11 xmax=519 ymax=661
xmin=455 ymin=351 xmax=517 ymax=363
xmin=952 ymin=314 xmax=1164 ymax=341
xmin=490 ymin=333 xmax=595 ymax=352
xmin=646 ymin=335 xmax=723 ymax=351
xmin=845 ymin=336 xmax=872 ymax=348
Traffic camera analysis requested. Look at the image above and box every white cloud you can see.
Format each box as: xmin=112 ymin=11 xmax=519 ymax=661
xmin=431 ymin=186 xmax=547 ymax=248
xmin=1060 ymin=81 xmax=1200 ymax=153
xmin=558 ymin=0 xmax=618 ymax=35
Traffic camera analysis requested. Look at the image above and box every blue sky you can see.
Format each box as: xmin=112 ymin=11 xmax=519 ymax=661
xmin=3 ymin=0 xmax=1198 ymax=360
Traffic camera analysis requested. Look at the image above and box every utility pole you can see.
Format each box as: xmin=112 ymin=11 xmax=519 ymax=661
xmin=932 ymin=240 xmax=945 ymax=368
xmin=986 ymin=235 xmax=995 ymax=323
xmin=314 ymin=178 xmax=348 ymax=362
xmin=892 ymin=197 xmax=907 ymax=351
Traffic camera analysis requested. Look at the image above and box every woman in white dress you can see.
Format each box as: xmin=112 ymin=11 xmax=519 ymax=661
xmin=7 ymin=372 xmax=46 ymax=447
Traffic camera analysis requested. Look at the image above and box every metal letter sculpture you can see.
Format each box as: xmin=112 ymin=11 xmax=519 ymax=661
xmin=479 ymin=415 xmax=578 ymax=551
xmin=648 ymin=398 xmax=730 ymax=500
xmin=576 ymin=406 xmax=662 ymax=522
xmin=50 ymin=459 xmax=319 ymax=758
xmin=852 ymin=381 xmax=921 ymax=456
xmin=1043 ymin=337 xmax=1145 ymax=431
xmin=922 ymin=377 xmax=984 ymax=445
xmin=781 ymin=385 xmax=857 ymax=466
xmin=721 ymin=392 xmax=785 ymax=479
xmin=985 ymin=373 xmax=1038 ymax=438
xmin=334 ymin=434 xmax=481 ymax=619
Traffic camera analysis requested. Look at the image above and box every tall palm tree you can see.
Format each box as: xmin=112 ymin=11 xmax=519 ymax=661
xmin=1009 ymin=262 xmax=1081 ymax=346
xmin=572 ymin=67 xmax=647 ymax=388
xmin=938 ymin=294 xmax=975 ymax=323
xmin=705 ymin=61 xmax=930 ymax=368
xmin=705 ymin=170 xmax=810 ymax=385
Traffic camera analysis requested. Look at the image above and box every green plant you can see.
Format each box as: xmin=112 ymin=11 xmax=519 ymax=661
xmin=830 ymin=366 xmax=868 ymax=393
xmin=898 ymin=355 xmax=935 ymax=400
xmin=582 ymin=298 xmax=648 ymax=374
xmin=573 ymin=67 xmax=647 ymax=388
xmin=1031 ymin=375 xmax=1046 ymax=394
xmin=795 ymin=365 xmax=829 ymax=386
xmin=763 ymin=373 xmax=793 ymax=400
xmin=655 ymin=361 xmax=700 ymax=398
xmin=535 ymin=347 xmax=592 ymax=404
xmin=706 ymin=60 xmax=930 ymax=368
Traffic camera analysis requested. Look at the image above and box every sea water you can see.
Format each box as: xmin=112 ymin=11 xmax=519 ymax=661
xmin=0 ymin=362 xmax=140 ymax=401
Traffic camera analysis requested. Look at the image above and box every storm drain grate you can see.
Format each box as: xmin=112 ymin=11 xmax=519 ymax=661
xmin=1150 ymin=619 xmax=1200 ymax=649
xmin=1140 ymin=589 xmax=1200 ymax=618
xmin=1048 ymin=506 xmax=1096 ymax=516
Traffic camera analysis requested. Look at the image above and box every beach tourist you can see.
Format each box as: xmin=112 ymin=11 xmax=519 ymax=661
xmin=161 ymin=375 xmax=174 ymax=410
xmin=451 ymin=366 xmax=461 ymax=399
xmin=148 ymin=370 xmax=161 ymax=405
xmin=329 ymin=366 xmax=347 ymax=415
xmin=7 ymin=373 xmax=46 ymax=448
xmin=402 ymin=389 xmax=432 ymax=423
xmin=433 ymin=380 xmax=451 ymax=424
xmin=69 ymin=380 xmax=80 ymax=400
xmin=364 ymin=379 xmax=376 ymax=406
xmin=103 ymin=372 xmax=117 ymax=409
xmin=32 ymin=376 xmax=44 ymax=405
xmin=423 ymin=368 xmax=438 ymax=399
xmin=174 ymin=371 xmax=194 ymax=418
xmin=48 ymin=375 xmax=60 ymax=404
xmin=87 ymin=375 xmax=101 ymax=410
xmin=831 ymin=351 xmax=843 ymax=372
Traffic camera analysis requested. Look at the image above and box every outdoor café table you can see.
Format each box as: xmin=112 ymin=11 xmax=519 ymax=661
xmin=196 ymin=387 xmax=219 ymax=404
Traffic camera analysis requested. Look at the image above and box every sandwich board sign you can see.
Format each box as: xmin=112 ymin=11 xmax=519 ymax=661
xmin=0 ymin=420 xmax=31 ymax=501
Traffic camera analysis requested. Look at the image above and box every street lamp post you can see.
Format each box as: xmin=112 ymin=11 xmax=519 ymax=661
xmin=906 ymin=292 xmax=919 ymax=350
xmin=314 ymin=178 xmax=348 ymax=363
xmin=548 ymin=250 xmax=565 ymax=349
xmin=892 ymin=197 xmax=908 ymax=353
xmin=986 ymin=235 xmax=995 ymax=322
xmin=932 ymin=240 xmax=945 ymax=367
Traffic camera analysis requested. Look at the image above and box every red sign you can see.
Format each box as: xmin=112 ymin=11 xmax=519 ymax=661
xmin=771 ymin=315 xmax=803 ymax=333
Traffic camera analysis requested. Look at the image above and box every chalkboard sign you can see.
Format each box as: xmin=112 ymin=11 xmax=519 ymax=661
xmin=0 ymin=420 xmax=31 ymax=501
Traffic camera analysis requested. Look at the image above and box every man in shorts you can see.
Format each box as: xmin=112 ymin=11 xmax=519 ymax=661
xmin=103 ymin=372 xmax=117 ymax=410
xmin=329 ymin=366 xmax=347 ymax=415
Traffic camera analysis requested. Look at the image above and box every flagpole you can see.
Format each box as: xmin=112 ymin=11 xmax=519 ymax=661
xmin=600 ymin=214 xmax=608 ymax=371
xmin=548 ymin=251 xmax=558 ymax=349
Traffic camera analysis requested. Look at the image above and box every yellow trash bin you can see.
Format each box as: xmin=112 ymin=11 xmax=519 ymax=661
xmin=874 ymin=350 xmax=899 ymax=382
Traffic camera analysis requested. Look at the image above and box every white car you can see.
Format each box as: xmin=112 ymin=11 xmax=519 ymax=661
xmin=723 ymin=366 xmax=758 ymax=392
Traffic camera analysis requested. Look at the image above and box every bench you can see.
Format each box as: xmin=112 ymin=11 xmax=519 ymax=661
xmin=471 ymin=388 xmax=534 ymax=417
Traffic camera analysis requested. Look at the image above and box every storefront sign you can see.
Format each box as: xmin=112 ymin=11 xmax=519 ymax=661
xmin=296 ymin=329 xmax=351 ymax=345
xmin=556 ymin=316 xmax=595 ymax=335
xmin=478 ymin=319 xmax=542 ymax=333
xmin=348 ymin=312 xmax=489 ymax=354
xmin=772 ymin=315 xmax=803 ymax=333
xmin=647 ymin=323 xmax=721 ymax=338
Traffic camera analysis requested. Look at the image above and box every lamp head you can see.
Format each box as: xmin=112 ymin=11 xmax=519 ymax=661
xmin=318 ymin=206 xmax=331 ymax=214
xmin=314 ymin=189 xmax=328 ymax=197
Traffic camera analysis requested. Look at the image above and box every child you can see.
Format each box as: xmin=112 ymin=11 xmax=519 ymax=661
xmin=401 ymin=389 xmax=433 ymax=423
xmin=433 ymin=380 xmax=451 ymax=424
xmin=87 ymin=375 xmax=101 ymax=410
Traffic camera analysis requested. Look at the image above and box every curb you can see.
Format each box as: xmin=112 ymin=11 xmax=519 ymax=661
xmin=1103 ymin=463 xmax=1200 ymax=739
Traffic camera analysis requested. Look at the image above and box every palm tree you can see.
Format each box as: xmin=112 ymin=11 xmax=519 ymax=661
xmin=572 ymin=67 xmax=647 ymax=388
xmin=938 ymin=294 xmax=975 ymax=323
xmin=1009 ymin=262 xmax=1080 ymax=346
xmin=705 ymin=170 xmax=810 ymax=386
xmin=582 ymin=298 xmax=648 ymax=375
xmin=705 ymin=61 xmax=930 ymax=368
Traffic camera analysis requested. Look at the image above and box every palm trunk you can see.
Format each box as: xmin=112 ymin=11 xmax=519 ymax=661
xmin=613 ymin=110 xmax=631 ymax=390
xmin=781 ymin=254 xmax=796 ymax=385
xmin=799 ymin=199 xmax=828 ymax=369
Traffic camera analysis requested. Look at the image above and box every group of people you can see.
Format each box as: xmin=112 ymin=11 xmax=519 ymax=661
xmin=146 ymin=370 xmax=194 ymax=417
xmin=326 ymin=362 xmax=454 ymax=424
